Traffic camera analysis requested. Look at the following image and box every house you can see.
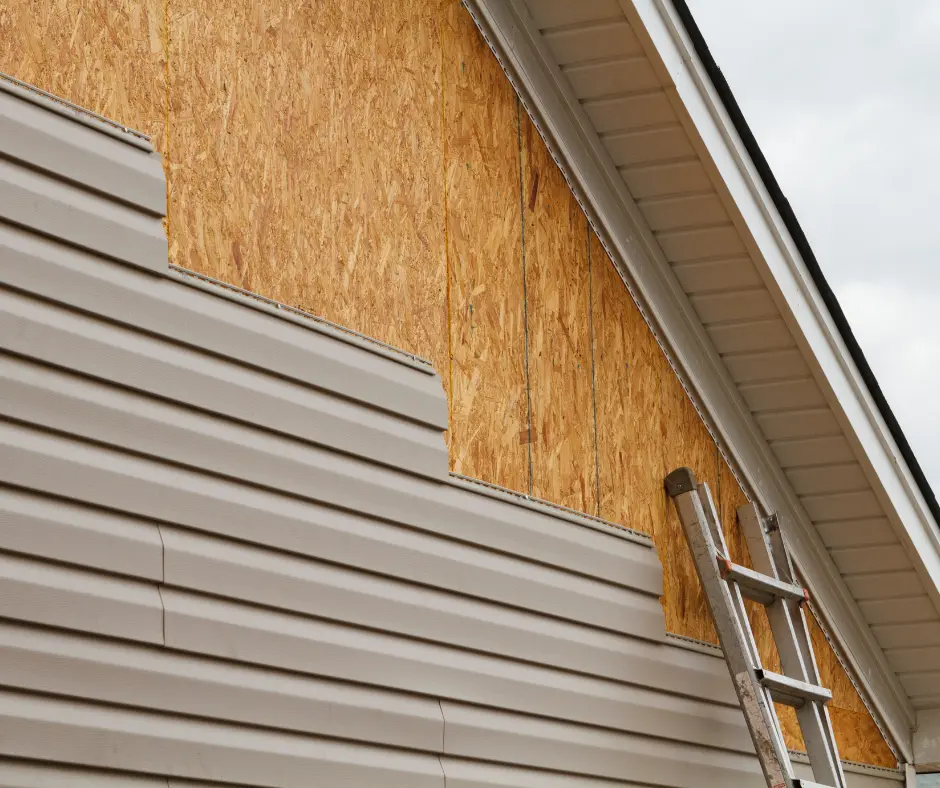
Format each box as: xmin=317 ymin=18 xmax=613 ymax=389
xmin=1 ymin=0 xmax=938 ymax=785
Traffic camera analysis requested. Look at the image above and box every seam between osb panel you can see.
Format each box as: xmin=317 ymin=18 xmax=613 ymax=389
xmin=587 ymin=223 xmax=601 ymax=517
xmin=516 ymin=97 xmax=535 ymax=495
xmin=440 ymin=11 xmax=456 ymax=452
xmin=163 ymin=0 xmax=172 ymax=246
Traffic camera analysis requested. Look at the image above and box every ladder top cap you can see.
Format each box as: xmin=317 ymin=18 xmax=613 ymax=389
xmin=665 ymin=467 xmax=698 ymax=497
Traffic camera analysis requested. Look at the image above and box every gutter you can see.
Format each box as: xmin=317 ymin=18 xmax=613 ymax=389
xmin=669 ymin=0 xmax=940 ymax=535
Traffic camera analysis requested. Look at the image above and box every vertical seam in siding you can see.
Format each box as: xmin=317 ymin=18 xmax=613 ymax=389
xmin=517 ymin=97 xmax=534 ymax=495
xmin=156 ymin=521 xmax=167 ymax=646
xmin=587 ymin=221 xmax=601 ymax=516
xmin=437 ymin=698 xmax=447 ymax=786
xmin=438 ymin=698 xmax=446 ymax=754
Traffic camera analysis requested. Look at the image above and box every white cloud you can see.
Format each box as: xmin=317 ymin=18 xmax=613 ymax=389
xmin=838 ymin=282 xmax=940 ymax=487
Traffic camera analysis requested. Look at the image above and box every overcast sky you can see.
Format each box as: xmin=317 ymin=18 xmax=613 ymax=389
xmin=687 ymin=0 xmax=940 ymax=495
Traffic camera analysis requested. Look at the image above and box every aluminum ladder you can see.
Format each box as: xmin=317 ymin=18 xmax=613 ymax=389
xmin=665 ymin=467 xmax=846 ymax=788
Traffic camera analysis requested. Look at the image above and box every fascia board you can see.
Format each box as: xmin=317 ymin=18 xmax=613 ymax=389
xmin=463 ymin=0 xmax=915 ymax=759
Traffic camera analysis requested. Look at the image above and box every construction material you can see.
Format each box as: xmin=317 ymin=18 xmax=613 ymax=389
xmin=591 ymin=230 xmax=667 ymax=534
xmin=168 ymin=0 xmax=450 ymax=378
xmin=521 ymin=114 xmax=596 ymax=512
xmin=444 ymin=3 xmax=528 ymax=490
xmin=666 ymin=466 xmax=846 ymax=788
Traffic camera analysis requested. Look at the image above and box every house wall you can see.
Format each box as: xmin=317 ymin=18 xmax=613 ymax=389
xmin=0 ymin=0 xmax=895 ymax=768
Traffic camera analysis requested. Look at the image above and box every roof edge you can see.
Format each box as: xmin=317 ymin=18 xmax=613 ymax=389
xmin=668 ymin=0 xmax=940 ymax=572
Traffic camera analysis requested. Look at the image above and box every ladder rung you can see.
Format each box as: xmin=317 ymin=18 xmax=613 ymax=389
xmin=717 ymin=555 xmax=808 ymax=606
xmin=757 ymin=669 xmax=832 ymax=707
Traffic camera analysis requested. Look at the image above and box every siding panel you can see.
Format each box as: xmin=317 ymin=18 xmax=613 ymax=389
xmin=0 ymin=553 xmax=163 ymax=645
xmin=0 ymin=623 xmax=443 ymax=752
xmin=162 ymin=590 xmax=749 ymax=747
xmin=0 ymin=486 xmax=163 ymax=580
xmin=0 ymin=160 xmax=165 ymax=273
xmin=441 ymin=703 xmax=759 ymax=787
xmin=0 ymin=691 xmax=445 ymax=788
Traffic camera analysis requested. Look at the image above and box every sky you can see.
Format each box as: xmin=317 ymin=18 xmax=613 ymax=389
xmin=687 ymin=0 xmax=940 ymax=494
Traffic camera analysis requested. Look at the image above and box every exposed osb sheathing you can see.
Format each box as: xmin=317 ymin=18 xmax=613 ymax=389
xmin=3 ymin=0 xmax=894 ymax=766
xmin=522 ymin=115 xmax=597 ymax=513
xmin=0 ymin=0 xmax=167 ymax=146
xmin=590 ymin=231 xmax=665 ymax=535
xmin=167 ymin=0 xmax=450 ymax=380
xmin=443 ymin=5 xmax=527 ymax=491
xmin=658 ymin=364 xmax=720 ymax=642
xmin=808 ymin=609 xmax=896 ymax=766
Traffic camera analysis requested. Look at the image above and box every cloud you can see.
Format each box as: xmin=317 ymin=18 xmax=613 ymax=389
xmin=688 ymin=0 xmax=940 ymax=491
xmin=838 ymin=282 xmax=940 ymax=488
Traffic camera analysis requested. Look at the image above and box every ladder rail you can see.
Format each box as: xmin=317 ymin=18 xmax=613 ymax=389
xmin=665 ymin=468 xmax=794 ymax=788
xmin=694 ymin=480 xmax=794 ymax=766
xmin=738 ymin=504 xmax=846 ymax=788
xmin=666 ymin=467 xmax=848 ymax=788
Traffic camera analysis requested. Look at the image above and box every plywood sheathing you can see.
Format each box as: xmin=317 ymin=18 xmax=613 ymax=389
xmin=443 ymin=5 xmax=528 ymax=491
xmin=0 ymin=0 xmax=167 ymax=147
xmin=521 ymin=115 xmax=597 ymax=513
xmin=167 ymin=0 xmax=450 ymax=383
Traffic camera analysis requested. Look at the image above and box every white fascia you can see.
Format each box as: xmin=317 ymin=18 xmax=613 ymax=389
xmin=464 ymin=0 xmax=916 ymax=758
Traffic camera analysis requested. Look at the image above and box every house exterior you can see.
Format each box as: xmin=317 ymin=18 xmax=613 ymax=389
xmin=0 ymin=0 xmax=938 ymax=785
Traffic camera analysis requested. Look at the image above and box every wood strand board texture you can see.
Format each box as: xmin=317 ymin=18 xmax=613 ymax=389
xmin=521 ymin=114 xmax=597 ymax=512
xmin=167 ymin=0 xmax=450 ymax=381
xmin=590 ymin=231 xmax=665 ymax=536
xmin=443 ymin=4 xmax=528 ymax=492
xmin=658 ymin=353 xmax=720 ymax=642
xmin=0 ymin=0 xmax=167 ymax=147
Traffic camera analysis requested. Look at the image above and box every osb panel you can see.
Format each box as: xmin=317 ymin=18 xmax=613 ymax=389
xmin=590 ymin=231 xmax=665 ymax=535
xmin=807 ymin=608 xmax=895 ymax=766
xmin=807 ymin=608 xmax=865 ymax=712
xmin=443 ymin=4 xmax=528 ymax=492
xmin=658 ymin=363 xmax=719 ymax=641
xmin=168 ymin=0 xmax=449 ymax=378
xmin=521 ymin=114 xmax=596 ymax=512
xmin=0 ymin=0 xmax=167 ymax=146
xmin=829 ymin=706 xmax=896 ymax=768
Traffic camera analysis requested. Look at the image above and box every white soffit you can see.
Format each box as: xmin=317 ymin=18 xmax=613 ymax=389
xmin=464 ymin=0 xmax=940 ymax=760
